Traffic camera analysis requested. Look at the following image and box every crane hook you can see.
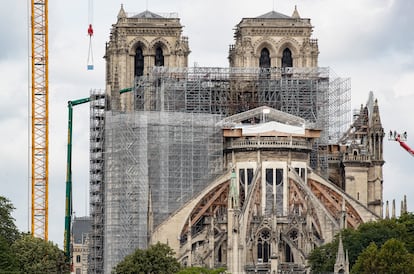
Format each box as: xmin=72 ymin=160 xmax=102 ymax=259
xmin=87 ymin=24 xmax=94 ymax=70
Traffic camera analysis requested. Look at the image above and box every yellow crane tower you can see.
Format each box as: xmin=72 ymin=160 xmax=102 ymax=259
xmin=30 ymin=0 xmax=49 ymax=240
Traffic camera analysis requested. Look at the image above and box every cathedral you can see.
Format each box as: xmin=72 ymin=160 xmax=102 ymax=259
xmin=88 ymin=5 xmax=384 ymax=274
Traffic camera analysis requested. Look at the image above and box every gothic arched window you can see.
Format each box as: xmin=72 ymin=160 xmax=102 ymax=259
xmin=285 ymin=243 xmax=294 ymax=262
xmin=155 ymin=46 xmax=164 ymax=66
xmin=282 ymin=48 xmax=293 ymax=67
xmin=135 ymin=47 xmax=144 ymax=77
xmin=265 ymin=168 xmax=284 ymax=215
xmin=257 ymin=229 xmax=271 ymax=263
xmin=218 ymin=245 xmax=222 ymax=263
xmin=259 ymin=48 xmax=271 ymax=68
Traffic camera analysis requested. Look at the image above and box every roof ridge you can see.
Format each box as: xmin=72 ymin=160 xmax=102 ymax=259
xmin=257 ymin=10 xmax=291 ymax=19
xmin=132 ymin=10 xmax=164 ymax=18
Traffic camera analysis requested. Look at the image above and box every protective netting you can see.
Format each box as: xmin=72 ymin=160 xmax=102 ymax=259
xmin=103 ymin=111 xmax=223 ymax=272
xmin=90 ymin=67 xmax=351 ymax=272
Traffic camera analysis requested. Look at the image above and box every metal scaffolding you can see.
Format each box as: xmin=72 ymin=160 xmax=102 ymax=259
xmin=89 ymin=89 xmax=105 ymax=273
xmin=102 ymin=111 xmax=223 ymax=273
xmin=327 ymin=70 xmax=351 ymax=143
xmin=90 ymin=67 xmax=351 ymax=273
xmin=134 ymin=67 xmax=350 ymax=144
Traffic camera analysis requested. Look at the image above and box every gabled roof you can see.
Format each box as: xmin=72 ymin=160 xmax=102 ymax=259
xmin=132 ymin=10 xmax=164 ymax=18
xmin=256 ymin=10 xmax=291 ymax=19
xmin=218 ymin=106 xmax=307 ymax=128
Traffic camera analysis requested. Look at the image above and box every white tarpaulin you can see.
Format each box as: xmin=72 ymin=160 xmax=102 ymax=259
xmin=236 ymin=121 xmax=305 ymax=135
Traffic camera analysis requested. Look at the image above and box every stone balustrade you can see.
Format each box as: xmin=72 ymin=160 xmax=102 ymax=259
xmin=226 ymin=137 xmax=313 ymax=151
xmin=343 ymin=154 xmax=371 ymax=162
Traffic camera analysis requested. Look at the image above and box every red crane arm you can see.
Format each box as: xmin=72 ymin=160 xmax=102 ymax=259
xmin=396 ymin=136 xmax=414 ymax=157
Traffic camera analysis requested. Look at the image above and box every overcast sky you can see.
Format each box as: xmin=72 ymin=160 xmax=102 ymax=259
xmin=1 ymin=0 xmax=413 ymax=247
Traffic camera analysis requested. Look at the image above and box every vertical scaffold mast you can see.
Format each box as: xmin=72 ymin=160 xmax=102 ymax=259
xmin=31 ymin=0 xmax=49 ymax=240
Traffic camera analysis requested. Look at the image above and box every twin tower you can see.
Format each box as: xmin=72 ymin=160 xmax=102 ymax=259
xmin=104 ymin=6 xmax=318 ymax=111
xmin=94 ymin=5 xmax=385 ymax=274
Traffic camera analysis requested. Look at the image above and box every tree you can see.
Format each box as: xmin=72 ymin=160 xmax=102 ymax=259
xmin=377 ymin=238 xmax=414 ymax=274
xmin=11 ymin=234 xmax=70 ymax=273
xmin=0 ymin=196 xmax=20 ymax=244
xmin=307 ymin=239 xmax=338 ymax=273
xmin=397 ymin=212 xmax=414 ymax=253
xmin=309 ymin=215 xmax=414 ymax=272
xmin=351 ymin=239 xmax=414 ymax=274
xmin=351 ymin=242 xmax=380 ymax=274
xmin=114 ymin=242 xmax=181 ymax=274
xmin=343 ymin=218 xmax=407 ymax=265
xmin=0 ymin=235 xmax=18 ymax=273
xmin=0 ymin=196 xmax=19 ymax=273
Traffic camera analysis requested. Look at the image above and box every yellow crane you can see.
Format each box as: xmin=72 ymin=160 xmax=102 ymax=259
xmin=30 ymin=0 xmax=49 ymax=240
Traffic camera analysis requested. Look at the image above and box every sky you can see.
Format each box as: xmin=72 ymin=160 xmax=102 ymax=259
xmin=1 ymin=0 xmax=413 ymax=248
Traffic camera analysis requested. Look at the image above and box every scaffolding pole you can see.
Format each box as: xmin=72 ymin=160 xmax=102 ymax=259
xmin=93 ymin=66 xmax=351 ymax=272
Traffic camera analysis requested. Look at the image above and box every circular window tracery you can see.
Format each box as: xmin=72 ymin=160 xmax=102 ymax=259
xmin=257 ymin=229 xmax=271 ymax=263
xmin=289 ymin=229 xmax=298 ymax=241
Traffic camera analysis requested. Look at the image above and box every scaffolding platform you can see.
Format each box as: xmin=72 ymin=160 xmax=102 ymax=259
xmin=90 ymin=67 xmax=351 ymax=272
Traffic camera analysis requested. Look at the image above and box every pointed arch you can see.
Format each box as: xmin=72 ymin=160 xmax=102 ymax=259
xmin=155 ymin=46 xmax=164 ymax=66
xmin=282 ymin=48 xmax=293 ymax=68
xmin=128 ymin=38 xmax=150 ymax=55
xmin=256 ymin=228 xmax=272 ymax=263
xmin=149 ymin=38 xmax=172 ymax=67
xmin=259 ymin=48 xmax=271 ymax=68
xmin=253 ymin=38 xmax=277 ymax=68
xmin=253 ymin=38 xmax=277 ymax=56
xmin=285 ymin=242 xmax=294 ymax=262
xmin=275 ymin=38 xmax=300 ymax=67
xmin=149 ymin=37 xmax=172 ymax=55
xmin=275 ymin=38 xmax=300 ymax=56
xmin=128 ymin=39 xmax=150 ymax=78
xmin=135 ymin=46 xmax=144 ymax=77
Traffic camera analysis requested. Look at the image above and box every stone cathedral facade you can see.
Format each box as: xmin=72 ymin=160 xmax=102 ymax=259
xmin=93 ymin=5 xmax=384 ymax=274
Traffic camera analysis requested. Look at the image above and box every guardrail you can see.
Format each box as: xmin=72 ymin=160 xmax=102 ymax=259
xmin=343 ymin=154 xmax=371 ymax=162
xmin=226 ymin=137 xmax=312 ymax=150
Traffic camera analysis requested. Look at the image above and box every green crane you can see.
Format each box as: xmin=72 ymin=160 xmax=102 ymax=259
xmin=63 ymin=88 xmax=130 ymax=262
xmin=64 ymin=97 xmax=90 ymax=262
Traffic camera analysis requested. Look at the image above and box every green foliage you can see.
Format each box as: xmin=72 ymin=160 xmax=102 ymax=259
xmin=309 ymin=214 xmax=414 ymax=273
xmin=307 ymin=239 xmax=338 ymax=273
xmin=0 ymin=196 xmax=19 ymax=273
xmin=397 ymin=212 xmax=414 ymax=253
xmin=0 ymin=196 xmax=20 ymax=244
xmin=0 ymin=196 xmax=70 ymax=273
xmin=176 ymin=266 xmax=227 ymax=274
xmin=0 ymin=235 xmax=18 ymax=273
xmin=114 ymin=242 xmax=181 ymax=274
xmin=350 ymin=242 xmax=380 ymax=274
xmin=342 ymin=218 xmax=407 ymax=266
xmin=377 ymin=238 xmax=414 ymax=274
xmin=351 ymin=238 xmax=414 ymax=274
xmin=11 ymin=234 xmax=70 ymax=273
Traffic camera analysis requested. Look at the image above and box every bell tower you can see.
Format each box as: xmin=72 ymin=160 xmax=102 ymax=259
xmin=105 ymin=5 xmax=190 ymax=111
xmin=228 ymin=6 xmax=319 ymax=68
